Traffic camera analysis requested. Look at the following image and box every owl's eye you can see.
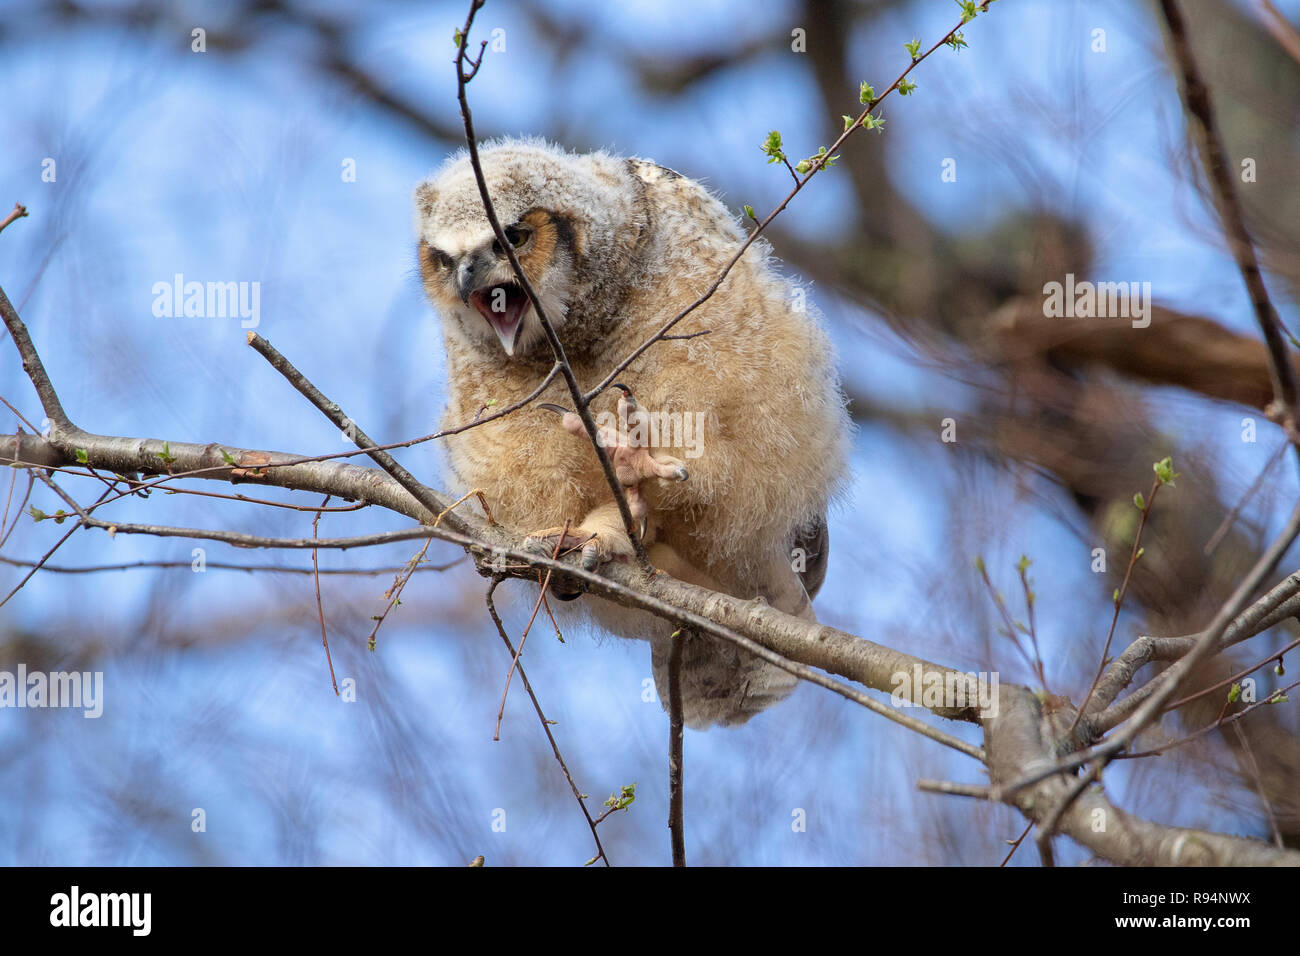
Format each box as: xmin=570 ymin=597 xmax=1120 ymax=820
xmin=504 ymin=225 xmax=530 ymax=248
xmin=423 ymin=244 xmax=453 ymax=270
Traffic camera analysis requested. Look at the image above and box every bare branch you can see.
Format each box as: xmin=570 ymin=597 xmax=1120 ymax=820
xmin=668 ymin=630 xmax=685 ymax=867
xmin=453 ymin=0 xmax=649 ymax=567
xmin=1159 ymin=0 xmax=1299 ymax=430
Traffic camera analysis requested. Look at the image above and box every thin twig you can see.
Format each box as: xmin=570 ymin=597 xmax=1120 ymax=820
xmin=363 ymin=539 xmax=434 ymax=651
xmin=246 ymin=331 xmax=467 ymax=534
xmin=1205 ymin=439 xmax=1288 ymax=555
xmin=493 ymin=519 xmax=568 ymax=740
xmin=1231 ymin=721 xmax=1284 ymax=848
xmin=1035 ymin=758 xmax=1105 ymax=858
xmin=667 ymin=629 xmax=685 ymax=867
xmin=1162 ymin=634 xmax=1300 ymax=713
xmin=0 ymin=475 xmax=114 ymax=609
xmin=310 ymin=497 xmax=340 ymax=696
xmin=1116 ymin=678 xmax=1297 ymax=759
xmin=581 ymin=2 xmax=997 ymax=404
xmin=0 ymin=554 xmax=463 ymax=576
xmin=1069 ymin=477 xmax=1160 ymax=736
xmin=999 ymin=821 xmax=1034 ymax=867
xmin=485 ymin=577 xmax=611 ymax=866
xmin=454 ymin=0 xmax=650 ymax=568
xmin=915 ymin=779 xmax=992 ymax=799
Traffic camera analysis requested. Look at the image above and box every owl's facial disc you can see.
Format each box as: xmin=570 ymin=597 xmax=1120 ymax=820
xmin=468 ymin=281 xmax=530 ymax=356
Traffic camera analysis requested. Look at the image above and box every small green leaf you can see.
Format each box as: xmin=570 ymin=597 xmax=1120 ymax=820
xmin=74 ymin=448 xmax=88 ymax=464
xmin=743 ymin=204 xmax=757 ymax=221
xmin=1113 ymin=588 xmax=1120 ymax=606
xmin=1227 ymin=683 xmax=1242 ymax=703
xmin=945 ymin=31 xmax=968 ymax=51
xmin=1136 ymin=547 xmax=1145 ymax=560
xmin=1133 ymin=491 xmax=1145 ymax=510
xmin=760 ymin=130 xmax=785 ymax=164
xmin=159 ymin=441 xmax=176 ymax=465
xmin=1016 ymin=554 xmax=1031 ymax=574
xmin=859 ymin=81 xmax=875 ymax=105
xmin=220 ymin=448 xmax=236 ymax=465
xmin=974 ymin=555 xmax=986 ymax=574
xmin=1268 ymin=693 xmax=1289 ymax=704
xmin=1153 ymin=456 xmax=1179 ymax=486
xmin=842 ymin=115 xmax=855 ymax=131
xmin=798 ymin=146 xmax=838 ymax=172
xmin=583 ymin=856 xmax=599 ymax=867
xmin=604 ymin=782 xmax=637 ymax=812
xmin=905 ymin=37 xmax=921 ymax=59
xmin=898 ymin=78 xmax=917 ymax=96
xmin=863 ymin=114 xmax=886 ymax=133
xmin=28 ymin=506 xmax=46 ymax=523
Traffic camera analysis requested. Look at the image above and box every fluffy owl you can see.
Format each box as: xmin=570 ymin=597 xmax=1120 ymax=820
xmin=414 ymin=138 xmax=850 ymax=728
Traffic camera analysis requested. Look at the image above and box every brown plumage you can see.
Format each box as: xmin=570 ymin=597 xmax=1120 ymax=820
xmin=415 ymin=138 xmax=850 ymax=727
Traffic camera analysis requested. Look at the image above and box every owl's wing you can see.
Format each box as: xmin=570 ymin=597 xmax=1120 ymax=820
xmin=794 ymin=514 xmax=830 ymax=601
xmin=648 ymin=515 xmax=830 ymax=728
xmin=651 ymin=628 xmax=800 ymax=728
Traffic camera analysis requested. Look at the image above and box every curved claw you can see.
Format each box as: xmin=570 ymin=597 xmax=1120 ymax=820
xmin=523 ymin=528 xmax=592 ymax=558
xmin=538 ymin=402 xmax=572 ymax=416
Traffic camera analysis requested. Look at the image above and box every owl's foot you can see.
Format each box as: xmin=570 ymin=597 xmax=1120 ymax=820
xmin=523 ymin=523 xmax=634 ymax=571
xmin=539 ymin=390 xmax=691 ymax=488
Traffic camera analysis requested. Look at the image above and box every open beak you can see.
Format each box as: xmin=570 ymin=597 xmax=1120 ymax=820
xmin=457 ymin=255 xmax=531 ymax=356
xmin=469 ymin=283 xmax=530 ymax=356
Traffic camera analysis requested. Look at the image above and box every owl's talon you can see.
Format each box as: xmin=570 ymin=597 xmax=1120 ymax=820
xmin=523 ymin=527 xmax=592 ymax=559
xmin=524 ymin=526 xmax=632 ymax=572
